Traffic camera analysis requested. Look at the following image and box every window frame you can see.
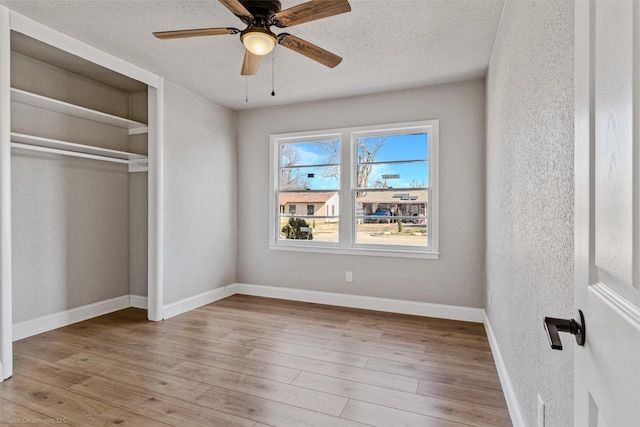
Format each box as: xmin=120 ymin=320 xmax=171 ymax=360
xmin=269 ymin=120 xmax=439 ymax=259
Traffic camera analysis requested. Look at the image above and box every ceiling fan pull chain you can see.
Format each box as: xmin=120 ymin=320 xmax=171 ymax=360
xmin=245 ymin=76 xmax=249 ymax=103
xmin=271 ymin=49 xmax=276 ymax=97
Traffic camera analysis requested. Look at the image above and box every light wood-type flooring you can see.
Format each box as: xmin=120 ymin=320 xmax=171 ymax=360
xmin=0 ymin=295 xmax=511 ymax=426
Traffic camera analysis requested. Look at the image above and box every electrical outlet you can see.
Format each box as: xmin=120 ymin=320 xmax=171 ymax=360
xmin=537 ymin=394 xmax=545 ymax=427
xmin=346 ymin=271 xmax=353 ymax=283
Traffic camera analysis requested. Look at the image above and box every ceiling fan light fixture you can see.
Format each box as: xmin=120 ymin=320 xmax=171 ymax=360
xmin=242 ymin=28 xmax=276 ymax=55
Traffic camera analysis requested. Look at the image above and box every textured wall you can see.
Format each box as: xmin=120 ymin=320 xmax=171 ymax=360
xmin=485 ymin=1 xmax=574 ymax=426
xmin=162 ymin=81 xmax=237 ymax=305
xmin=236 ymin=80 xmax=486 ymax=308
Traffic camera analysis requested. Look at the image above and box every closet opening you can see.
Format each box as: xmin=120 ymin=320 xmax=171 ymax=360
xmin=9 ymin=31 xmax=151 ymax=339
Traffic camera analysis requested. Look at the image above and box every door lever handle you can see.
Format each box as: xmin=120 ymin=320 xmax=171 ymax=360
xmin=544 ymin=310 xmax=585 ymax=350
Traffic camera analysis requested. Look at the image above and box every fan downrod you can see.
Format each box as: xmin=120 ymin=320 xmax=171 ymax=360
xmin=240 ymin=0 xmax=281 ymax=21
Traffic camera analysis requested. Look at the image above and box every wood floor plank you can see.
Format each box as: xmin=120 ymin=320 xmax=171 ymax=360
xmin=417 ymin=377 xmax=509 ymax=410
xmin=102 ymin=364 xmax=212 ymax=402
xmin=1 ymin=375 xmax=166 ymax=427
xmin=126 ymin=328 xmax=254 ymax=357
xmin=204 ymin=303 xmax=369 ymax=330
xmin=364 ymin=356 xmax=502 ymax=386
xmin=71 ymin=375 xmax=255 ymax=427
xmin=132 ymin=316 xmax=235 ymax=339
xmin=195 ymin=386 xmax=368 ymax=427
xmin=329 ymin=335 xmax=427 ymax=354
xmin=221 ymin=333 xmax=370 ymax=367
xmin=341 ymin=399 xmax=470 ymax=427
xmin=211 ymin=298 xmax=354 ymax=326
xmin=58 ymin=352 xmax=215 ymax=401
xmin=365 ymin=348 xmax=498 ymax=376
xmin=12 ymin=353 xmax=92 ymax=392
xmin=284 ymin=325 xmax=429 ymax=353
xmin=82 ymin=307 xmax=149 ymax=326
xmin=176 ymin=307 xmax=291 ymax=331
xmin=172 ymin=351 xmax=302 ymax=384
xmin=56 ymin=352 xmax=120 ymax=375
xmin=169 ymin=360 xmax=348 ymax=416
xmin=347 ymin=318 xmax=488 ymax=340
xmin=324 ymin=339 xmax=496 ymax=366
xmin=227 ymin=325 xmax=332 ymax=348
xmin=137 ymin=319 xmax=331 ymax=349
xmin=2 ymin=295 xmax=511 ymax=426
xmin=245 ymin=348 xmax=420 ymax=393
xmin=292 ymin=372 xmax=512 ymax=426
xmin=283 ymin=323 xmax=390 ymax=342
xmin=31 ymin=329 xmax=183 ymax=371
xmin=0 ymin=398 xmax=64 ymax=425
xmin=13 ymin=336 xmax=80 ymax=362
xmin=213 ymin=298 xmax=328 ymax=317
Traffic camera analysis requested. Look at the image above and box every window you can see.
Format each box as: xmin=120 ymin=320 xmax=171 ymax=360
xmin=270 ymin=120 xmax=438 ymax=258
xmin=275 ymin=134 xmax=341 ymax=243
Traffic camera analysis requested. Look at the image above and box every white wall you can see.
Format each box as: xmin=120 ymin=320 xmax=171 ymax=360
xmin=236 ymin=80 xmax=486 ymax=308
xmin=485 ymin=1 xmax=574 ymax=426
xmin=161 ymin=81 xmax=237 ymax=306
xmin=12 ymin=154 xmax=131 ymax=323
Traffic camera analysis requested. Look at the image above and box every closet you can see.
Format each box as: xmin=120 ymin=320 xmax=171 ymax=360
xmin=0 ymin=8 xmax=162 ymax=380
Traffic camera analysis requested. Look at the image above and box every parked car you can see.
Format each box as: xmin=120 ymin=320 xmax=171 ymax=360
xmin=371 ymin=208 xmax=392 ymax=223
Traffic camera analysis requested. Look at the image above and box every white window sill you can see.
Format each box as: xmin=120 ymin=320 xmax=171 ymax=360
xmin=269 ymin=243 xmax=440 ymax=259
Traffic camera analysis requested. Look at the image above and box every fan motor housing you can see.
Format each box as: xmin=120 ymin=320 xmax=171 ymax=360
xmin=240 ymin=0 xmax=282 ymax=19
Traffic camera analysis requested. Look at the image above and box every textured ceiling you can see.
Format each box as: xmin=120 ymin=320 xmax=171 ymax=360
xmin=0 ymin=0 xmax=505 ymax=111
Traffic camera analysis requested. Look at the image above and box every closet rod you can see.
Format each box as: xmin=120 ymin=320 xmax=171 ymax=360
xmin=10 ymin=142 xmax=148 ymax=167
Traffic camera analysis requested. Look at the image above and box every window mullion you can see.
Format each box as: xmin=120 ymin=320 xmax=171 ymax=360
xmin=337 ymin=130 xmax=351 ymax=249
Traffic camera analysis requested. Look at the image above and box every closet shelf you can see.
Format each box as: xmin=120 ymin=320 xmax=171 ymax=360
xmin=10 ymin=88 xmax=149 ymax=135
xmin=10 ymin=133 xmax=148 ymax=172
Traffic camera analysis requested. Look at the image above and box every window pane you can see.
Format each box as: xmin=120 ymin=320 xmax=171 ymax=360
xmin=354 ymin=189 xmax=428 ymax=247
xmin=279 ymin=191 xmax=340 ymax=217
xmin=355 ymin=221 xmax=428 ymax=246
xmin=281 ymin=140 xmax=339 ymax=167
xmin=357 ymin=133 xmax=428 ymax=163
xmin=357 ymin=162 xmax=428 ymax=189
xmin=278 ymin=217 xmax=339 ymax=243
xmin=281 ymin=165 xmax=340 ymax=191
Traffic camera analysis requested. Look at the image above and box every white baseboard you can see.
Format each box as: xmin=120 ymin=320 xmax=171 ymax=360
xmin=484 ymin=312 xmax=526 ymax=427
xmin=162 ymin=284 xmax=236 ymax=320
xmin=10 ymin=283 xmax=486 ymax=346
xmin=231 ymin=283 xmax=485 ymax=323
xmin=12 ymin=295 xmax=131 ymax=341
xmin=129 ymin=295 xmax=148 ymax=309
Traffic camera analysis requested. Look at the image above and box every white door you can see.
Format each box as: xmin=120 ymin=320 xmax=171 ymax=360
xmin=574 ymin=1 xmax=640 ymax=426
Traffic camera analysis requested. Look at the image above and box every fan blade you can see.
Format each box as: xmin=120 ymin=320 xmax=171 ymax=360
xmin=153 ymin=27 xmax=239 ymax=39
xmin=278 ymin=34 xmax=342 ymax=68
xmin=219 ymin=0 xmax=253 ymax=19
xmin=241 ymin=49 xmax=261 ymax=75
xmin=274 ymin=0 xmax=351 ymax=28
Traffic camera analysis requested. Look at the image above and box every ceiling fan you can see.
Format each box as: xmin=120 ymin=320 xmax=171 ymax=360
xmin=153 ymin=0 xmax=351 ymax=76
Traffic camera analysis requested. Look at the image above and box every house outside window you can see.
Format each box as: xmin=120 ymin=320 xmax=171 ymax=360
xmin=270 ymin=120 xmax=438 ymax=258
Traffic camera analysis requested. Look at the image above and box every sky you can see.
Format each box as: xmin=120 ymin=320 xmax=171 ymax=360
xmin=282 ymin=133 xmax=429 ymax=190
